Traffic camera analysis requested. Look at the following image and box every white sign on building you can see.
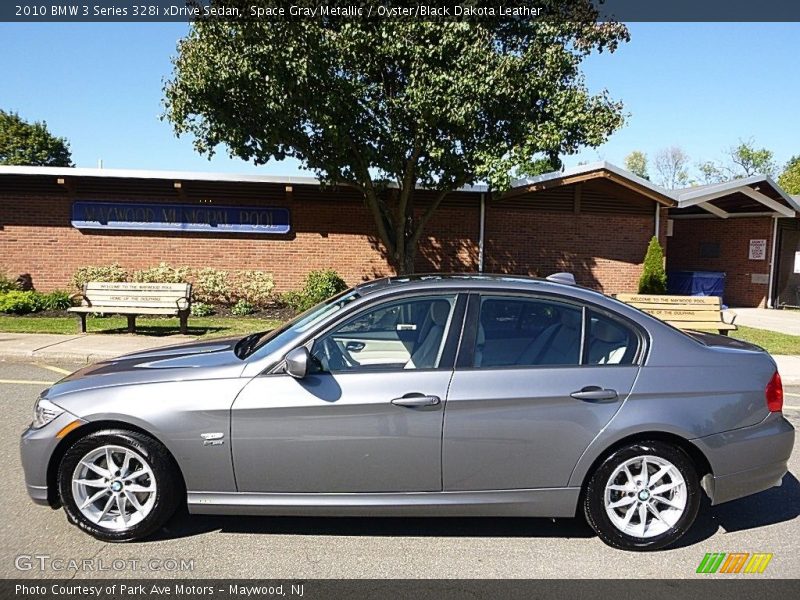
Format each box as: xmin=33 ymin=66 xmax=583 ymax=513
xmin=748 ymin=239 xmax=767 ymax=261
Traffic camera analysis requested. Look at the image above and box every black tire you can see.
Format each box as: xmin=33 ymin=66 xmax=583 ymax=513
xmin=583 ymin=440 xmax=701 ymax=551
xmin=58 ymin=429 xmax=182 ymax=542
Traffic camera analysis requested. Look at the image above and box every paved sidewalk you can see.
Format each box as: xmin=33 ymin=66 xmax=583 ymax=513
xmin=0 ymin=332 xmax=197 ymax=363
xmin=775 ymin=355 xmax=800 ymax=385
xmin=733 ymin=308 xmax=800 ymax=335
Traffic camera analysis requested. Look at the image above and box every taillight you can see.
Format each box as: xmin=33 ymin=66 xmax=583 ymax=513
xmin=766 ymin=371 xmax=783 ymax=413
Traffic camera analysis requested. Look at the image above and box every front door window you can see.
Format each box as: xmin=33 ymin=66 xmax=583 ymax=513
xmin=312 ymin=295 xmax=457 ymax=372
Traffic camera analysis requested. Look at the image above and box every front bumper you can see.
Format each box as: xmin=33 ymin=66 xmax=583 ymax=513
xmin=693 ymin=412 xmax=795 ymax=505
xmin=20 ymin=411 xmax=83 ymax=507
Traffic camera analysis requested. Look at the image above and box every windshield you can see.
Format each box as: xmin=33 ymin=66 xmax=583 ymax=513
xmin=236 ymin=288 xmax=360 ymax=359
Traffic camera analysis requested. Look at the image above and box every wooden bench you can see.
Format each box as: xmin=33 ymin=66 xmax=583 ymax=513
xmin=68 ymin=282 xmax=192 ymax=334
xmin=615 ymin=294 xmax=737 ymax=335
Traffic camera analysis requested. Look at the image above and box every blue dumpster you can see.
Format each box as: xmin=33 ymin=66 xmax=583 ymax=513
xmin=667 ymin=271 xmax=726 ymax=300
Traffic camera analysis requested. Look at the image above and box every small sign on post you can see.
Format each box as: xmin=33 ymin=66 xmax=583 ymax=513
xmin=748 ymin=239 xmax=767 ymax=261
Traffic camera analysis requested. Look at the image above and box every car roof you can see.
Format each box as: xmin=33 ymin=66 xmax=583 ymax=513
xmin=355 ymin=273 xmax=600 ymax=300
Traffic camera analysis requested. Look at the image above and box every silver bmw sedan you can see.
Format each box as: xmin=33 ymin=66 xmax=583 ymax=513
xmin=20 ymin=274 xmax=794 ymax=550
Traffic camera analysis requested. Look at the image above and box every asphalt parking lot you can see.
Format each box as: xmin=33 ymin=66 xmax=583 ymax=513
xmin=1 ymin=359 xmax=798 ymax=579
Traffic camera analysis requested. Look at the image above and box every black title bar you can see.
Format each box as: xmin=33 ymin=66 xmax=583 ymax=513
xmin=2 ymin=1 xmax=800 ymax=22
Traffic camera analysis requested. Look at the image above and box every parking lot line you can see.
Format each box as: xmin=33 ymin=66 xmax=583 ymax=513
xmin=36 ymin=363 xmax=72 ymax=376
xmin=0 ymin=379 xmax=55 ymax=386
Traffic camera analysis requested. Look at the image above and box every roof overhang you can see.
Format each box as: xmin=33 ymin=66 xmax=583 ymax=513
xmin=0 ymin=165 xmax=488 ymax=193
xmin=505 ymin=161 xmax=676 ymax=207
xmin=673 ymin=175 xmax=798 ymax=218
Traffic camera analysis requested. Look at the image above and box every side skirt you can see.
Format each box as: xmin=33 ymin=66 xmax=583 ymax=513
xmin=187 ymin=488 xmax=581 ymax=518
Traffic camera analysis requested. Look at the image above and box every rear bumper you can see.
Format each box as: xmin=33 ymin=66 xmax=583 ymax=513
xmin=693 ymin=413 xmax=794 ymax=505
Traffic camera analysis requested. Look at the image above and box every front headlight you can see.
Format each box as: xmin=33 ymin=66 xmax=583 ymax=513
xmin=32 ymin=398 xmax=64 ymax=429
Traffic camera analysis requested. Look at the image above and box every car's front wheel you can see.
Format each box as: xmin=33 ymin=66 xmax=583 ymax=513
xmin=58 ymin=429 xmax=181 ymax=542
xmin=583 ymin=441 xmax=701 ymax=551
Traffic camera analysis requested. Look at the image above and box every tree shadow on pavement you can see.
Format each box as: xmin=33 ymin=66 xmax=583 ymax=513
xmin=156 ymin=512 xmax=595 ymax=542
xmin=672 ymin=472 xmax=800 ymax=549
xmin=153 ymin=472 xmax=799 ymax=548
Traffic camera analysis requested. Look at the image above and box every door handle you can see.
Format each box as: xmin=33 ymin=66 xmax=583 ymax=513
xmin=391 ymin=394 xmax=441 ymax=407
xmin=345 ymin=341 xmax=365 ymax=352
xmin=570 ymin=386 xmax=618 ymax=402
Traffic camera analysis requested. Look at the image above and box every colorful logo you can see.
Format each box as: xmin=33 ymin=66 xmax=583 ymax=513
xmin=696 ymin=553 xmax=773 ymax=574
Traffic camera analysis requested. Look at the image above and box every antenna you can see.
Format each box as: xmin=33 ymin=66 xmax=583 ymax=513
xmin=546 ymin=272 xmax=576 ymax=285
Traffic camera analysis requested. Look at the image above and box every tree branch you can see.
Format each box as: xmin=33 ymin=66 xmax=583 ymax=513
xmin=408 ymin=184 xmax=459 ymax=250
xmin=344 ymin=133 xmax=396 ymax=258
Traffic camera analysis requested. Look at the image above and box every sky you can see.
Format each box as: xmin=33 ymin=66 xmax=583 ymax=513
xmin=0 ymin=21 xmax=798 ymax=178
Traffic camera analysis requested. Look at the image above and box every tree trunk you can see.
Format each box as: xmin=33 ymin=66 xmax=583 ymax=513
xmin=394 ymin=243 xmax=417 ymax=275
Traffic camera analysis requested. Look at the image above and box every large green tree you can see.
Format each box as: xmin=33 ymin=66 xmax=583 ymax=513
xmin=624 ymin=150 xmax=649 ymax=179
xmin=165 ymin=4 xmax=628 ymax=274
xmin=778 ymin=155 xmax=800 ymax=194
xmin=0 ymin=110 xmax=72 ymax=167
xmin=728 ymin=139 xmax=777 ymax=178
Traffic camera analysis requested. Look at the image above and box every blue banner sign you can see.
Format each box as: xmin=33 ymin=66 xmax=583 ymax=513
xmin=71 ymin=201 xmax=290 ymax=234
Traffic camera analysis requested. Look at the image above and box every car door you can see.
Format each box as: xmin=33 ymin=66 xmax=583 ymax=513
xmin=443 ymin=293 xmax=642 ymax=491
xmin=231 ymin=293 xmax=464 ymax=493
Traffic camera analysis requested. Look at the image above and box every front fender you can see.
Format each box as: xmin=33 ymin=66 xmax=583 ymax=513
xmin=52 ymin=378 xmax=247 ymax=493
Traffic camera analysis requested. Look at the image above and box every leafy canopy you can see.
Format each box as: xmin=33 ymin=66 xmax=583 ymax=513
xmin=778 ymin=155 xmax=800 ymax=195
xmin=624 ymin=150 xmax=648 ymax=180
xmin=165 ymin=5 xmax=628 ymax=272
xmin=729 ymin=140 xmax=777 ymax=178
xmin=0 ymin=110 xmax=72 ymax=167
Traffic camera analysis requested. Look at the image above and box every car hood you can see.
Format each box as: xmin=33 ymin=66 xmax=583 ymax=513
xmin=43 ymin=336 xmax=247 ymax=400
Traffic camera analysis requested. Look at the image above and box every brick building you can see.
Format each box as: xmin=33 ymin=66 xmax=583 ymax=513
xmin=1 ymin=163 xmax=797 ymax=307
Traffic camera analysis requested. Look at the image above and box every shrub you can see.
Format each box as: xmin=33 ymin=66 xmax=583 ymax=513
xmin=0 ymin=290 xmax=41 ymax=314
xmin=190 ymin=302 xmax=215 ymax=317
xmin=71 ymin=264 xmax=128 ymax=289
xmin=193 ymin=268 xmax=231 ymax=305
xmin=284 ymin=269 xmax=348 ymax=312
xmin=638 ymin=236 xmax=667 ymax=294
xmin=0 ymin=273 xmax=18 ymax=293
xmin=235 ymin=270 xmax=275 ymax=307
xmin=231 ymin=299 xmax=256 ymax=316
xmin=132 ymin=262 xmax=190 ymax=284
xmin=38 ymin=290 xmax=73 ymax=311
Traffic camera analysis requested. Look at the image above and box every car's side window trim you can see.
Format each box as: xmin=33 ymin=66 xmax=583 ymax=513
xmin=455 ymin=292 xmax=480 ymax=369
xmin=455 ymin=291 xmax=646 ymax=371
xmin=266 ymin=291 xmax=468 ymax=376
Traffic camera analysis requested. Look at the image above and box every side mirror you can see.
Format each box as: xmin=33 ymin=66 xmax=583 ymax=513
xmin=284 ymin=346 xmax=310 ymax=379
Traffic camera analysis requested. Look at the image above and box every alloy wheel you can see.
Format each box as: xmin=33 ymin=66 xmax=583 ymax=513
xmin=603 ymin=454 xmax=687 ymax=538
xmin=71 ymin=444 xmax=157 ymax=530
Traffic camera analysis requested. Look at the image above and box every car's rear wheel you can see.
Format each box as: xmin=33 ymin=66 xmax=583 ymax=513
xmin=583 ymin=440 xmax=701 ymax=551
xmin=58 ymin=429 xmax=181 ymax=542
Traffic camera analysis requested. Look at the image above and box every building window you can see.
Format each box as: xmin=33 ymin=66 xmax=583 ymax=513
xmin=700 ymin=242 xmax=720 ymax=259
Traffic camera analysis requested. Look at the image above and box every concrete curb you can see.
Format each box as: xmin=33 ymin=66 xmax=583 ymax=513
xmin=0 ymin=333 xmax=199 ymax=364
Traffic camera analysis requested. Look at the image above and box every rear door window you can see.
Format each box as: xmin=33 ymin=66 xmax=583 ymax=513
xmin=474 ymin=296 xmax=582 ymax=367
xmin=584 ymin=311 xmax=638 ymax=365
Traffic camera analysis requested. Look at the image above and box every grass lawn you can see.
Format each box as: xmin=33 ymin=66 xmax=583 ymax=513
xmin=0 ymin=314 xmax=282 ymax=338
xmin=731 ymin=326 xmax=800 ymax=355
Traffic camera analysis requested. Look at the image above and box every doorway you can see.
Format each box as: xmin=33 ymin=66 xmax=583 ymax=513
xmin=773 ymin=218 xmax=800 ymax=308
